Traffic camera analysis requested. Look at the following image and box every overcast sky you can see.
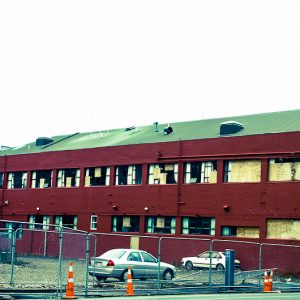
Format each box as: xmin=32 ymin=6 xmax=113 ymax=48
xmin=0 ymin=0 xmax=300 ymax=147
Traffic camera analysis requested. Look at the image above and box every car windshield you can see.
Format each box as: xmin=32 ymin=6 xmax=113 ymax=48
xmin=101 ymin=249 xmax=126 ymax=259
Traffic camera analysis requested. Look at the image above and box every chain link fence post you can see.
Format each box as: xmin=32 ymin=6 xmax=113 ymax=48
xmin=84 ymin=233 xmax=91 ymax=296
xmin=58 ymin=226 xmax=63 ymax=297
xmin=157 ymin=237 xmax=162 ymax=291
xmin=208 ymin=239 xmax=213 ymax=287
xmin=9 ymin=229 xmax=16 ymax=287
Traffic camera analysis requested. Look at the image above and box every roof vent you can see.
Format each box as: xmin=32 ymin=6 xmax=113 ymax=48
xmin=125 ymin=126 xmax=136 ymax=131
xmin=36 ymin=137 xmax=54 ymax=146
xmin=163 ymin=126 xmax=173 ymax=135
xmin=220 ymin=121 xmax=244 ymax=135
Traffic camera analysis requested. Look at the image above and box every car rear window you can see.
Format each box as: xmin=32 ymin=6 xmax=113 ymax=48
xmin=102 ymin=249 xmax=126 ymax=259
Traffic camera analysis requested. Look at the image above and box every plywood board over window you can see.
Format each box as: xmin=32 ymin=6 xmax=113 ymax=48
xmin=269 ymin=162 xmax=293 ymax=181
xmin=123 ymin=217 xmax=131 ymax=227
xmin=157 ymin=217 xmax=165 ymax=228
xmin=159 ymin=173 xmax=167 ymax=184
xmin=230 ymin=160 xmax=261 ymax=182
xmin=237 ymin=227 xmax=259 ymax=238
xmin=130 ymin=236 xmax=139 ymax=250
xmin=269 ymin=160 xmax=300 ymax=181
xmin=165 ymin=164 xmax=174 ymax=171
xmin=66 ymin=177 xmax=72 ymax=187
xmin=208 ymin=170 xmax=217 ymax=183
xmin=84 ymin=176 xmax=91 ymax=186
xmin=267 ymin=219 xmax=300 ymax=240
xmin=153 ymin=167 xmax=161 ymax=179
xmin=95 ymin=168 xmax=101 ymax=177
xmin=39 ymin=178 xmax=45 ymax=188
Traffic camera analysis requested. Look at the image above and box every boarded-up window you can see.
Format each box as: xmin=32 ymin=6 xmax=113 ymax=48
xmin=268 ymin=158 xmax=300 ymax=182
xmin=267 ymin=219 xmax=300 ymax=240
xmin=237 ymin=227 xmax=259 ymax=238
xmin=222 ymin=226 xmax=259 ymax=238
xmin=224 ymin=160 xmax=261 ymax=183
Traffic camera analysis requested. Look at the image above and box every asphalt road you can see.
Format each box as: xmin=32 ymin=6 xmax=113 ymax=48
xmin=74 ymin=292 xmax=300 ymax=300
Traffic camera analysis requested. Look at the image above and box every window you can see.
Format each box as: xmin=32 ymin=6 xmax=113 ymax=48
xmin=140 ymin=251 xmax=157 ymax=263
xmin=223 ymin=160 xmax=261 ymax=183
xmin=7 ymin=171 xmax=27 ymax=189
xmin=90 ymin=215 xmax=98 ymax=230
xmin=112 ymin=216 xmax=140 ymax=232
xmin=268 ymin=158 xmax=300 ymax=182
xmin=221 ymin=226 xmax=237 ymax=236
xmin=267 ymin=219 xmax=300 ymax=240
xmin=28 ymin=215 xmax=50 ymax=230
xmin=2 ymin=222 xmax=23 ymax=239
xmin=128 ymin=251 xmax=142 ymax=262
xmin=115 ymin=165 xmax=142 ymax=185
xmin=57 ymin=168 xmax=80 ymax=187
xmin=31 ymin=170 xmax=53 ymax=188
xmin=0 ymin=172 xmax=3 ymax=188
xmin=148 ymin=163 xmax=178 ymax=184
xmin=184 ymin=161 xmax=217 ymax=183
xmin=54 ymin=215 xmax=78 ymax=229
xmin=221 ymin=226 xmax=259 ymax=238
xmin=181 ymin=217 xmax=215 ymax=235
xmin=145 ymin=216 xmax=176 ymax=234
xmin=85 ymin=167 xmax=110 ymax=186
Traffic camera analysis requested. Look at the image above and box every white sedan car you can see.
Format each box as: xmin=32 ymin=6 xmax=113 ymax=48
xmin=89 ymin=248 xmax=176 ymax=281
xmin=181 ymin=251 xmax=240 ymax=271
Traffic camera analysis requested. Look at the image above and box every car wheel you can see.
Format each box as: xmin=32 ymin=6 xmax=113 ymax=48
xmin=162 ymin=269 xmax=174 ymax=280
xmin=120 ymin=270 xmax=129 ymax=282
xmin=216 ymin=264 xmax=225 ymax=271
xmin=185 ymin=261 xmax=194 ymax=270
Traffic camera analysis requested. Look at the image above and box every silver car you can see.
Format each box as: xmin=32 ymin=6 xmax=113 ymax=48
xmin=89 ymin=248 xmax=176 ymax=281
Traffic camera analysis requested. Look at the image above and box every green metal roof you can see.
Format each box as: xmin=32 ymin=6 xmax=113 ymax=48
xmin=1 ymin=109 xmax=300 ymax=156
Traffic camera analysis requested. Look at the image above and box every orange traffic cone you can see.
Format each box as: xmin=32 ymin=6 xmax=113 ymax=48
xmin=263 ymin=269 xmax=271 ymax=292
xmin=64 ymin=262 xmax=77 ymax=299
xmin=269 ymin=269 xmax=273 ymax=291
xmin=126 ymin=266 xmax=134 ymax=296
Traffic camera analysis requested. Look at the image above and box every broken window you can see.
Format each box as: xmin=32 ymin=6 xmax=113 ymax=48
xmin=31 ymin=170 xmax=53 ymax=188
xmin=221 ymin=226 xmax=259 ymax=238
xmin=148 ymin=163 xmax=178 ymax=184
xmin=90 ymin=215 xmax=98 ymax=230
xmin=268 ymin=158 xmax=300 ymax=182
xmin=54 ymin=215 xmax=78 ymax=229
xmin=28 ymin=215 xmax=50 ymax=230
xmin=57 ymin=168 xmax=80 ymax=187
xmin=184 ymin=161 xmax=217 ymax=183
xmin=7 ymin=171 xmax=28 ymax=189
xmin=115 ymin=165 xmax=142 ymax=185
xmin=223 ymin=160 xmax=261 ymax=183
xmin=112 ymin=216 xmax=140 ymax=232
xmin=84 ymin=166 xmax=110 ymax=186
xmin=181 ymin=216 xmax=215 ymax=235
xmin=2 ymin=222 xmax=23 ymax=239
xmin=145 ymin=216 xmax=176 ymax=234
xmin=266 ymin=219 xmax=300 ymax=240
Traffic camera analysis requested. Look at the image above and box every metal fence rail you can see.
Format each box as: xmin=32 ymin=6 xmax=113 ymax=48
xmin=1 ymin=219 xmax=300 ymax=297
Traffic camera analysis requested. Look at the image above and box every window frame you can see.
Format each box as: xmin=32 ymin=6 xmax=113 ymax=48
xmin=148 ymin=163 xmax=178 ymax=184
xmin=57 ymin=168 xmax=80 ymax=188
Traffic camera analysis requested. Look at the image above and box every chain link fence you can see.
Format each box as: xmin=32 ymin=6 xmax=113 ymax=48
xmin=1 ymin=219 xmax=300 ymax=297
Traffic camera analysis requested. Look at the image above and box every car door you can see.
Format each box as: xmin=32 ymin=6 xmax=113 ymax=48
xmin=140 ymin=251 xmax=159 ymax=279
xmin=126 ymin=251 xmax=145 ymax=279
xmin=195 ymin=251 xmax=211 ymax=268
